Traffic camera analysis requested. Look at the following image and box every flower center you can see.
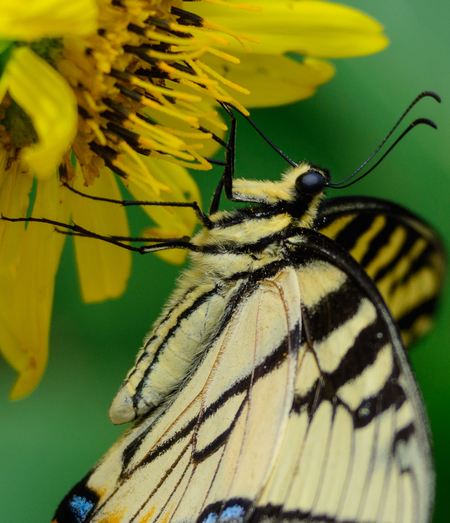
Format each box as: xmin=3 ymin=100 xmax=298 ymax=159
xmin=1 ymin=0 xmax=255 ymax=189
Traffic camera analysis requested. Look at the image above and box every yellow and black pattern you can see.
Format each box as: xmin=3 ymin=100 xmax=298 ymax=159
xmin=318 ymin=197 xmax=445 ymax=348
xmin=52 ymin=163 xmax=444 ymax=523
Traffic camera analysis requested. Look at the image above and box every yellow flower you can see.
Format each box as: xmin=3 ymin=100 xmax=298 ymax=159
xmin=0 ymin=0 xmax=387 ymax=399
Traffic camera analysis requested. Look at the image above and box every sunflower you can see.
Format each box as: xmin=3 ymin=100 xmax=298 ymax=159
xmin=0 ymin=0 xmax=388 ymax=399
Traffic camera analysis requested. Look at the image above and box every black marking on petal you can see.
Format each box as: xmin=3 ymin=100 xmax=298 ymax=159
xmin=127 ymin=23 xmax=147 ymax=36
xmin=106 ymin=122 xmax=151 ymax=155
xmin=134 ymin=67 xmax=170 ymax=81
xmin=171 ymin=7 xmax=204 ymax=27
xmin=123 ymin=45 xmax=157 ymax=65
xmin=78 ymin=106 xmax=90 ymax=119
xmin=89 ymin=142 xmax=128 ymax=178
xmin=118 ymin=84 xmax=142 ymax=102
xmin=101 ymin=109 xmax=126 ymax=126
xmin=109 ymin=68 xmax=132 ymax=83
xmin=58 ymin=163 xmax=67 ymax=181
xmin=103 ymin=97 xmax=130 ymax=118
xmin=135 ymin=112 xmax=157 ymax=126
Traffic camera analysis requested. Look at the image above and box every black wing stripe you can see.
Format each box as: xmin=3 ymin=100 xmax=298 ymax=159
xmin=359 ymin=218 xmax=398 ymax=269
xmin=123 ymin=335 xmax=291 ymax=472
xmin=327 ymin=317 xmax=388 ymax=391
xmin=396 ymin=298 xmax=436 ymax=333
xmin=302 ymin=283 xmax=364 ymax=345
xmin=370 ymin=226 xmax=419 ymax=284
xmin=135 ymin=285 xmax=222 ymax=395
xmin=331 ymin=213 xmax=377 ymax=252
xmin=317 ymin=196 xmax=445 ymax=350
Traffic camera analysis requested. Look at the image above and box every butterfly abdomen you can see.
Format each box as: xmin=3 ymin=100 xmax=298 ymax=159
xmin=109 ymin=164 xmax=324 ymax=425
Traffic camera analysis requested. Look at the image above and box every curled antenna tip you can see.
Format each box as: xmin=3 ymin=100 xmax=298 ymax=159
xmin=411 ymin=117 xmax=438 ymax=130
xmin=420 ymin=91 xmax=441 ymax=103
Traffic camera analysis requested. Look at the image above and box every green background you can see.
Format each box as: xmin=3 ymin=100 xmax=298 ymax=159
xmin=1 ymin=1 xmax=449 ymax=521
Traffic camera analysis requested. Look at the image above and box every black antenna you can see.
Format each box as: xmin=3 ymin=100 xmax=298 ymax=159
xmin=221 ymin=103 xmax=298 ymax=168
xmin=1 ymin=215 xmax=198 ymax=254
xmin=328 ymin=91 xmax=441 ymax=188
xmin=61 ymin=182 xmax=214 ymax=229
xmin=332 ymin=118 xmax=437 ymax=189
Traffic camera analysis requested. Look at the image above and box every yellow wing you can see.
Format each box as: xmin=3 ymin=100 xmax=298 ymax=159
xmin=53 ymin=237 xmax=433 ymax=523
xmin=317 ymin=196 xmax=446 ymax=348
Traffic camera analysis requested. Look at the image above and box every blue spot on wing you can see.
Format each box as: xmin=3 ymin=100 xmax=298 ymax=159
xmin=53 ymin=477 xmax=99 ymax=523
xmin=220 ymin=504 xmax=245 ymax=520
xmin=69 ymin=495 xmax=95 ymax=522
xmin=203 ymin=512 xmax=218 ymax=523
xmin=199 ymin=499 xmax=250 ymax=523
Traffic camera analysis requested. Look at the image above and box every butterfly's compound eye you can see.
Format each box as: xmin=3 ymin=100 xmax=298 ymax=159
xmin=295 ymin=170 xmax=326 ymax=195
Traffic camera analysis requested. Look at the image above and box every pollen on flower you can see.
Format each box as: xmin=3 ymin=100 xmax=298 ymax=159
xmin=48 ymin=0 xmax=256 ymax=191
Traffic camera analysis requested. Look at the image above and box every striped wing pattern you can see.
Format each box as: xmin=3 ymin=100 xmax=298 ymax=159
xmin=57 ymin=237 xmax=433 ymax=522
xmin=317 ymin=197 xmax=445 ymax=348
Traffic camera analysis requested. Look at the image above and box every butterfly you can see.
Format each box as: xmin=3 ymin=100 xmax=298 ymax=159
xmin=46 ymin=93 xmax=444 ymax=523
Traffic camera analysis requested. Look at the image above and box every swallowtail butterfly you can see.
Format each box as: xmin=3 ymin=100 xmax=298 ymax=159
xmin=29 ymin=94 xmax=446 ymax=523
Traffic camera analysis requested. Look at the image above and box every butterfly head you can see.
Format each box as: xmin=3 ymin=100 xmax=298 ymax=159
xmin=295 ymin=165 xmax=329 ymax=195
xmin=231 ymin=162 xmax=329 ymax=206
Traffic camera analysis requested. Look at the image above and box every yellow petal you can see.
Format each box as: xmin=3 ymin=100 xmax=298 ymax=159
xmin=126 ymin=158 xmax=202 ymax=265
xmin=0 ymin=0 xmax=98 ymax=40
xmin=71 ymin=167 xmax=132 ymax=303
xmin=204 ymin=53 xmax=334 ymax=108
xmin=0 ymin=150 xmax=33 ymax=271
xmin=0 ymin=174 xmax=70 ymax=399
xmin=190 ymin=0 xmax=389 ymax=58
xmin=0 ymin=155 xmax=33 ymax=376
xmin=4 ymin=47 xmax=77 ymax=178
xmin=127 ymin=158 xmax=201 ymax=237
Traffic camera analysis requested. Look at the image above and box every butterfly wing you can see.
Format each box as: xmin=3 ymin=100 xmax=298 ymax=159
xmin=252 ymin=230 xmax=433 ymax=523
xmin=53 ymin=231 xmax=433 ymax=523
xmin=316 ymin=196 xmax=446 ymax=348
xmin=54 ymin=267 xmax=302 ymax=523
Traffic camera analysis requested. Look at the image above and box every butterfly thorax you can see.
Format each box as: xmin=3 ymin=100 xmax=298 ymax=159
xmin=189 ymin=163 xmax=327 ymax=280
